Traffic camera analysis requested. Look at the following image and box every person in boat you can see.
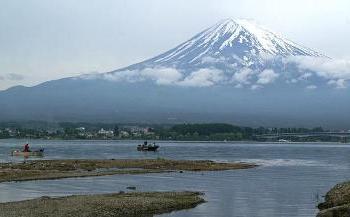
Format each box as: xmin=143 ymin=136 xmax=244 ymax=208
xmin=144 ymin=141 xmax=148 ymax=147
xmin=23 ymin=143 xmax=30 ymax=152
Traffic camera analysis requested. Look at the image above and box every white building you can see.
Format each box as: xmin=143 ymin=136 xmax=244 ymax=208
xmin=98 ymin=128 xmax=114 ymax=137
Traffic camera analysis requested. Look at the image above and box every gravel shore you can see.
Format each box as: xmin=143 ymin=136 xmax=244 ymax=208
xmin=0 ymin=158 xmax=256 ymax=182
xmin=0 ymin=191 xmax=205 ymax=217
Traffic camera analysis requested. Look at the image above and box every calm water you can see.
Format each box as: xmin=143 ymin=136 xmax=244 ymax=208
xmin=1 ymin=139 xmax=350 ymax=217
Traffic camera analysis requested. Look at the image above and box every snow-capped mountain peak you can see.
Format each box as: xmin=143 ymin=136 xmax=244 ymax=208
xmin=97 ymin=18 xmax=332 ymax=90
xmin=233 ymin=19 xmax=322 ymax=56
xmin=141 ymin=18 xmax=324 ymax=69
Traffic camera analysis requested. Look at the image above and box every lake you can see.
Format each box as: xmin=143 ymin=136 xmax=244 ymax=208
xmin=1 ymin=139 xmax=350 ymax=217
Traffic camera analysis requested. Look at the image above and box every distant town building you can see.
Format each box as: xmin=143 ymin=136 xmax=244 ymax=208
xmin=119 ymin=130 xmax=130 ymax=137
xmin=132 ymin=132 xmax=142 ymax=137
xmin=98 ymin=128 xmax=114 ymax=137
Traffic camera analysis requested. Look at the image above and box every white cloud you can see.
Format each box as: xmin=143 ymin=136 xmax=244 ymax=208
xmin=80 ymin=58 xmax=350 ymax=90
xmin=232 ymin=68 xmax=255 ymax=84
xmin=97 ymin=67 xmax=225 ymax=87
xmin=228 ymin=63 xmax=238 ymax=69
xmin=179 ymin=68 xmax=224 ymax=87
xmin=286 ymin=72 xmax=312 ymax=84
xmin=287 ymin=56 xmax=350 ymax=80
xmin=140 ymin=68 xmax=183 ymax=85
xmin=256 ymin=69 xmax=279 ymax=84
xmin=328 ymin=79 xmax=347 ymax=89
xmin=285 ymin=56 xmax=350 ymax=89
xmin=99 ymin=67 xmax=182 ymax=85
xmin=298 ymin=72 xmax=312 ymax=80
xmin=103 ymin=70 xmax=142 ymax=82
xmin=251 ymin=84 xmax=262 ymax=90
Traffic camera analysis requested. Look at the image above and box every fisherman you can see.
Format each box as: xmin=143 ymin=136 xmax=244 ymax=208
xmin=23 ymin=143 xmax=30 ymax=152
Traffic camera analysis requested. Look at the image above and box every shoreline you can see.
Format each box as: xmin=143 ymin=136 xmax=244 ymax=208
xmin=0 ymin=158 xmax=257 ymax=183
xmin=0 ymin=191 xmax=205 ymax=217
xmin=0 ymin=138 xmax=347 ymax=144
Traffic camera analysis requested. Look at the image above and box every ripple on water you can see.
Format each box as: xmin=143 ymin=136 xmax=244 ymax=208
xmin=1 ymin=140 xmax=350 ymax=217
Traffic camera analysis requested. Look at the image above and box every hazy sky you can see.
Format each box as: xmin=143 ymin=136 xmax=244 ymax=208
xmin=0 ymin=0 xmax=349 ymax=89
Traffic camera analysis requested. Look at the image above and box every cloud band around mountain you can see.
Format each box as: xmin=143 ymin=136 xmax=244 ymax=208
xmin=81 ymin=56 xmax=350 ymax=89
xmin=286 ymin=56 xmax=350 ymax=89
xmin=85 ymin=67 xmax=226 ymax=87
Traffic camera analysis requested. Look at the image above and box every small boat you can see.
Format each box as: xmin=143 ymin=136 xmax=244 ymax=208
xmin=11 ymin=149 xmax=45 ymax=157
xmin=137 ymin=143 xmax=159 ymax=151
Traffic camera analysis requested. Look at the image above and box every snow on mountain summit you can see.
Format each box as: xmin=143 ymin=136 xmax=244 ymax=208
xmin=141 ymin=18 xmax=324 ymax=69
xmin=233 ymin=19 xmax=323 ymax=56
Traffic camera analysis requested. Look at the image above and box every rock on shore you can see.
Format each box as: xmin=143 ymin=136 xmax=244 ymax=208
xmin=318 ymin=181 xmax=350 ymax=217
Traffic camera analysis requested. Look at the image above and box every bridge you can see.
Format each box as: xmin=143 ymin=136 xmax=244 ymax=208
xmin=254 ymin=131 xmax=350 ymax=142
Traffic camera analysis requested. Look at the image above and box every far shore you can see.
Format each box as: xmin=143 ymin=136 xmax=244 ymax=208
xmin=1 ymin=138 xmax=347 ymax=144
xmin=0 ymin=158 xmax=257 ymax=183
xmin=0 ymin=191 xmax=205 ymax=217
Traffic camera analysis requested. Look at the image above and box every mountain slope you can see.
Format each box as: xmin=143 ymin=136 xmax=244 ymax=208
xmin=0 ymin=19 xmax=348 ymax=127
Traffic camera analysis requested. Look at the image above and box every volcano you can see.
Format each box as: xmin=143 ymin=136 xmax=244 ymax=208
xmin=0 ymin=19 xmax=348 ymax=128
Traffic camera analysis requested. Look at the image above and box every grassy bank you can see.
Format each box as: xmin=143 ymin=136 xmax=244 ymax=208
xmin=318 ymin=181 xmax=350 ymax=217
xmin=0 ymin=191 xmax=205 ymax=217
xmin=0 ymin=158 xmax=256 ymax=182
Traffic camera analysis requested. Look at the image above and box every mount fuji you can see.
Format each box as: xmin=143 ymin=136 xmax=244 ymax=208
xmin=134 ymin=18 xmax=323 ymax=69
xmin=87 ymin=19 xmax=329 ymax=89
xmin=0 ymin=19 xmax=349 ymax=127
